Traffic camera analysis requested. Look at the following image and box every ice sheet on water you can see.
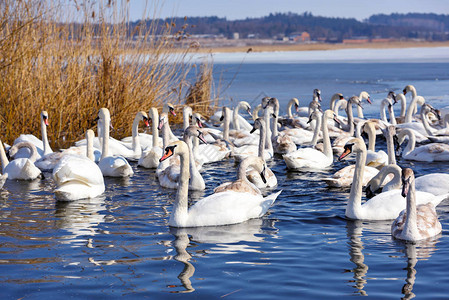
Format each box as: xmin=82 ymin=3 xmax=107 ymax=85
xmin=191 ymin=47 xmax=449 ymax=64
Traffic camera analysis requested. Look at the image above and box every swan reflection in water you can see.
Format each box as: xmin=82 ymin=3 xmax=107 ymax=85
xmin=168 ymin=218 xmax=277 ymax=293
xmin=54 ymin=195 xmax=107 ymax=246
xmin=345 ymin=219 xmax=441 ymax=298
xmin=395 ymin=237 xmax=440 ymax=300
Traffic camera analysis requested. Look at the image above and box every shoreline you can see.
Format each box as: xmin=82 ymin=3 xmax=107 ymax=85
xmin=192 ymin=41 xmax=449 ymax=53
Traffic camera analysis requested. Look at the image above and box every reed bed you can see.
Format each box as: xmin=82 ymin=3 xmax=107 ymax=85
xmin=0 ymin=0 xmax=216 ymax=149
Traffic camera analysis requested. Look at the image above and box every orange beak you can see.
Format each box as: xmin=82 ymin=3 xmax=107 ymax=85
xmin=338 ymin=148 xmax=351 ymax=161
xmin=160 ymin=148 xmax=173 ymax=162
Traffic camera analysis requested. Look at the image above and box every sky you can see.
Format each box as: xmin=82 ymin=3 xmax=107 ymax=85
xmin=125 ymin=0 xmax=449 ymax=21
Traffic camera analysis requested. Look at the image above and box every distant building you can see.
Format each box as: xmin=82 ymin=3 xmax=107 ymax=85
xmin=289 ymin=32 xmax=311 ymax=43
xmin=233 ymin=32 xmax=239 ymax=40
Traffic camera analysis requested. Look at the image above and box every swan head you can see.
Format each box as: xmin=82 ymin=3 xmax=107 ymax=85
xmin=348 ymin=96 xmax=363 ymax=108
xmin=163 ymin=103 xmax=176 ymax=116
xmin=192 ymin=112 xmax=204 ymax=128
xmin=290 ymin=98 xmax=300 ymax=112
xmin=359 ymin=91 xmax=371 ymax=104
xmin=307 ymin=109 xmax=322 ymax=124
xmin=41 ymin=111 xmax=49 ymax=126
xmin=8 ymin=141 xmax=37 ymax=159
xmin=401 ymin=168 xmax=414 ymax=198
xmin=261 ymin=97 xmax=271 ymax=109
xmin=386 ymin=91 xmax=397 ymax=104
xmin=160 ymin=141 xmax=188 ymax=162
xmin=184 ymin=125 xmax=207 ymax=144
xmin=421 ymin=103 xmax=441 ymax=121
xmin=250 ymin=117 xmax=264 ymax=134
xmin=338 ymin=138 xmax=366 ymax=161
xmin=158 ymin=112 xmax=168 ymax=130
xmin=403 ymin=85 xmax=416 ymax=95
xmin=183 ymin=106 xmax=193 ymax=118
xmin=238 ymin=101 xmax=252 ymax=116
xmin=252 ymin=104 xmax=263 ymax=120
xmin=313 ymin=89 xmax=322 ymax=102
xmin=267 ymin=98 xmax=279 ymax=111
xmin=98 ymin=108 xmax=111 ymax=123
xmin=138 ymin=111 xmax=150 ymax=127
xmin=324 ymin=109 xmax=340 ymax=125
xmin=241 ymin=156 xmax=267 ymax=184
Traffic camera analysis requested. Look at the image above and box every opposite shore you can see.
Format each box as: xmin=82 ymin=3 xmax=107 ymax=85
xmin=191 ymin=40 xmax=449 ymax=53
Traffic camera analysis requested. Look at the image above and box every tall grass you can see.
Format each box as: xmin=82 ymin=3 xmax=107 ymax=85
xmin=0 ymin=0 xmax=213 ymax=149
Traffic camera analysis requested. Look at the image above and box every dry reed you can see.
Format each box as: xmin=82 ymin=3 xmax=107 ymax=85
xmin=0 ymin=0 xmax=214 ymax=149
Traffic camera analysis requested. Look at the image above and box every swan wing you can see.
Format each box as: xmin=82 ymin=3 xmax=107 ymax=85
xmin=183 ymin=190 xmax=281 ymax=227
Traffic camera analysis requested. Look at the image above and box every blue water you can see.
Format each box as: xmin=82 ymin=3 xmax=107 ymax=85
xmin=2 ymin=57 xmax=449 ymax=299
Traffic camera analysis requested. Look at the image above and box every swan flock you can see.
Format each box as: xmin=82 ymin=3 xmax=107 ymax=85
xmin=2 ymin=85 xmax=449 ymax=239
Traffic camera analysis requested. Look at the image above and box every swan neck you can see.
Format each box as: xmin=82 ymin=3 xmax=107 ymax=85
xmin=287 ymin=100 xmax=293 ymax=118
xmin=403 ymin=130 xmax=415 ymax=156
xmin=183 ymin=108 xmax=191 ymax=130
xmin=310 ymin=113 xmax=322 ymax=146
xmin=0 ymin=141 xmax=9 ymax=172
xmin=357 ymin=104 xmax=364 ymax=118
xmin=232 ymin=106 xmax=240 ymax=130
xmin=86 ymin=132 xmax=94 ymax=161
xmin=346 ymin=102 xmax=355 ymax=135
xmin=132 ymin=114 xmax=142 ymax=154
xmin=171 ymin=145 xmax=190 ymax=226
xmin=420 ymin=108 xmax=434 ymax=136
xmin=366 ymin=124 xmax=376 ymax=152
xmin=101 ymin=116 xmax=110 ymax=159
xmin=258 ymin=121 xmax=266 ymax=158
xmin=162 ymin=121 xmax=169 ymax=149
xmin=321 ymin=113 xmax=332 ymax=159
xmin=151 ymin=109 xmax=159 ymax=147
xmin=346 ymin=147 xmax=366 ymax=219
xmin=263 ymin=109 xmax=273 ymax=153
xmin=405 ymin=96 xmax=421 ymax=123
xmin=400 ymin=96 xmax=406 ymax=117
xmin=184 ymin=134 xmax=201 ymax=187
xmin=403 ymin=180 xmax=418 ymax=238
xmin=386 ymin=131 xmax=396 ymax=165
xmin=223 ymin=110 xmax=230 ymax=141
xmin=41 ymin=116 xmax=52 ymax=155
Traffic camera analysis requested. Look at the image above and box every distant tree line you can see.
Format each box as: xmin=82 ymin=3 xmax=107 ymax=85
xmin=131 ymin=12 xmax=449 ymax=42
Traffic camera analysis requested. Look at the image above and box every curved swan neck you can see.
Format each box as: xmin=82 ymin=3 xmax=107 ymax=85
xmin=183 ymin=132 xmax=202 ymax=187
xmin=86 ymin=129 xmax=95 ymax=161
xmin=232 ymin=103 xmax=242 ymax=130
xmin=399 ymin=129 xmax=415 ymax=156
xmin=397 ymin=94 xmax=407 ymax=117
xmin=270 ymin=99 xmax=280 ymax=137
xmin=287 ymin=99 xmax=296 ymax=118
xmin=420 ymin=106 xmax=435 ymax=136
xmin=0 ymin=140 xmax=9 ymax=172
xmin=405 ymin=96 xmax=425 ymax=123
xmin=150 ymin=108 xmax=159 ymax=148
xmin=183 ymin=106 xmax=192 ymax=130
xmin=171 ymin=142 xmax=190 ymax=226
xmin=369 ymin=164 xmax=401 ymax=191
xmin=41 ymin=113 xmax=52 ymax=155
xmin=333 ymin=99 xmax=347 ymax=117
xmin=346 ymin=140 xmax=367 ymax=219
xmin=364 ymin=122 xmax=376 ymax=152
xmin=238 ymin=157 xmax=262 ymax=183
xmin=385 ymin=127 xmax=397 ymax=165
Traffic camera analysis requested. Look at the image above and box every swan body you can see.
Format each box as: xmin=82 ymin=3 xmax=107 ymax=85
xmin=97 ymin=108 xmax=134 ymax=177
xmin=13 ymin=111 xmax=53 ymax=159
xmin=363 ymin=121 xmax=388 ymax=168
xmin=323 ymin=164 xmax=380 ymax=188
xmin=53 ymin=130 xmax=105 ymax=201
xmin=268 ymin=97 xmax=297 ymax=154
xmin=283 ymin=110 xmax=335 ymax=170
xmin=398 ymin=128 xmax=449 ymax=162
xmin=391 ymin=168 xmax=442 ymax=242
xmin=339 ymin=138 xmax=446 ymax=220
xmin=1 ymin=141 xmax=42 ymax=180
xmin=160 ymin=141 xmax=281 ymax=227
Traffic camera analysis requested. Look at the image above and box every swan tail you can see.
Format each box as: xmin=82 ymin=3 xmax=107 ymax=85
xmin=431 ymin=193 xmax=449 ymax=207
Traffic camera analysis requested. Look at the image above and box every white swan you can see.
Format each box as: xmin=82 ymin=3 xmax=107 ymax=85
xmin=379 ymin=92 xmax=397 ymax=125
xmin=231 ymin=101 xmax=253 ymax=131
xmin=52 ymin=129 xmax=105 ymax=201
xmin=339 ymin=138 xmax=447 ymax=220
xmin=398 ymin=128 xmax=449 ymax=162
xmin=158 ymin=126 xmax=207 ymax=191
xmin=365 ymin=164 xmax=449 ymax=198
xmin=283 ymin=110 xmax=335 ymax=170
xmin=1 ymin=141 xmax=42 ymax=180
xmin=159 ymin=140 xmax=281 ymax=227
xmin=329 ymin=93 xmax=345 ymax=112
xmin=13 ymin=111 xmax=53 ymax=159
xmin=403 ymin=85 xmax=426 ymax=123
xmin=355 ymin=91 xmax=371 ymax=119
xmin=296 ymin=88 xmax=322 ymax=117
xmin=97 ymin=108 xmax=134 ymax=177
xmin=138 ymin=108 xmax=163 ymax=168
xmin=391 ymin=168 xmax=442 ymax=242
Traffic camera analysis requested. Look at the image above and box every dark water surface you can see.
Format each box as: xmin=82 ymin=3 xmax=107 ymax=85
xmin=2 ymin=59 xmax=449 ymax=299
